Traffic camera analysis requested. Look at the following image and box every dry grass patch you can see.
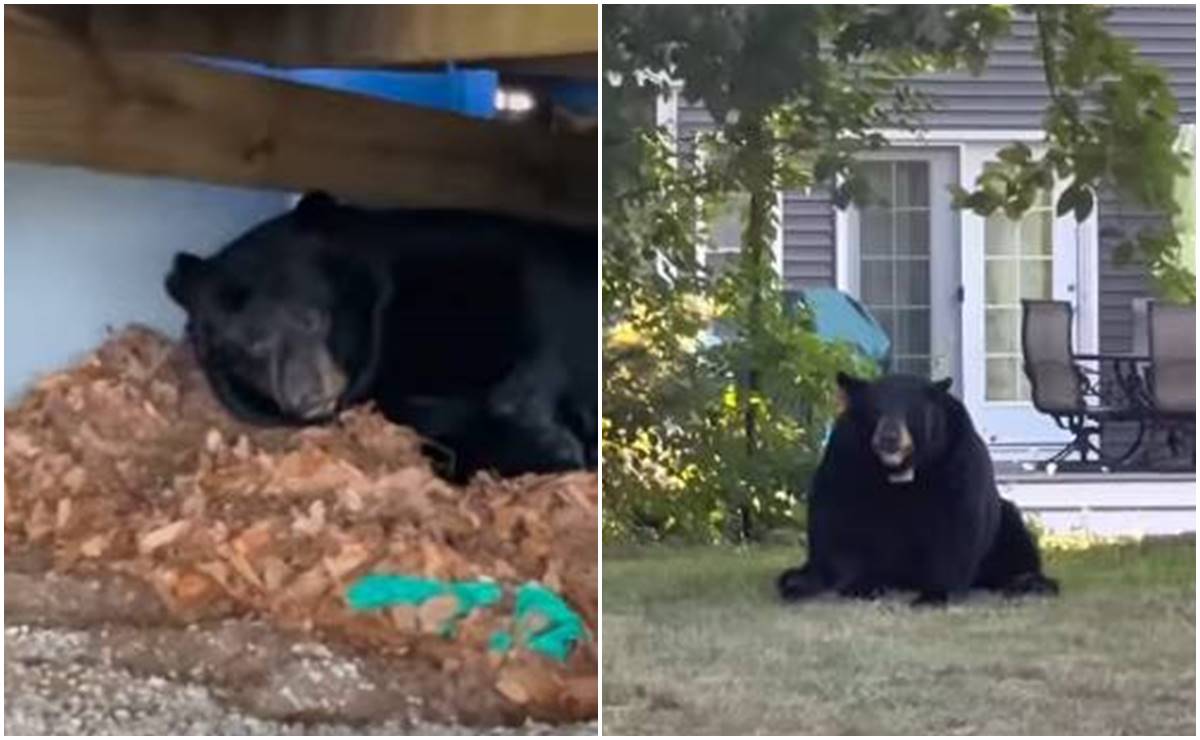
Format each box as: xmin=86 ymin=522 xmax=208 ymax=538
xmin=602 ymin=536 xmax=1195 ymax=735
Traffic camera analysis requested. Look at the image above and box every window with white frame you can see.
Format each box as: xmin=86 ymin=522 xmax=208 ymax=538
xmin=983 ymin=178 xmax=1054 ymax=402
xmin=856 ymin=161 xmax=933 ymax=377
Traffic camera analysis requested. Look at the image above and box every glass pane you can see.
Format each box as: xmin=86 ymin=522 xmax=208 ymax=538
xmin=861 ymin=260 xmax=894 ymax=305
xmin=985 ymin=215 xmax=1018 ymax=256
xmin=1020 ymin=211 xmax=1052 ymax=256
xmin=895 ymin=162 xmax=929 ymax=207
xmin=895 ymin=211 xmax=930 ymax=255
xmin=859 ymin=162 xmax=892 ymax=206
xmin=896 ymin=260 xmax=931 ymax=305
xmin=895 ymin=308 xmax=931 ymax=355
xmin=1020 ymin=258 xmax=1052 ymax=299
xmin=987 ymin=357 xmax=1020 ymax=401
xmin=1017 ymin=368 xmax=1032 ymax=401
xmin=986 ymin=307 xmax=1020 ymax=353
xmin=861 ymin=208 xmax=892 ymax=255
xmin=985 ymin=259 xmax=1019 ymax=306
xmin=895 ymin=356 xmax=930 ymax=377
xmin=874 ymin=308 xmax=896 ymax=344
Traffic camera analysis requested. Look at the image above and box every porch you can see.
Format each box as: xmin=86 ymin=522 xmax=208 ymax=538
xmin=996 ymin=461 xmax=1196 ymax=536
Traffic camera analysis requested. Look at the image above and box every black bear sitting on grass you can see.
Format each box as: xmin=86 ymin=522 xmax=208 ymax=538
xmin=777 ymin=372 xmax=1059 ymax=607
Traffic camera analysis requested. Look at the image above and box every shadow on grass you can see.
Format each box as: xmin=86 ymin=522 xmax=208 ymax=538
xmin=604 ymin=533 xmax=1195 ymax=606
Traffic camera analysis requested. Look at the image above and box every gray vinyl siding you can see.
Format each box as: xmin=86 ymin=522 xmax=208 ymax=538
xmin=1097 ymin=190 xmax=1165 ymax=354
xmin=781 ymin=190 xmax=836 ymax=289
xmin=1095 ymin=188 xmax=1172 ymax=457
xmin=908 ymin=5 xmax=1195 ymax=129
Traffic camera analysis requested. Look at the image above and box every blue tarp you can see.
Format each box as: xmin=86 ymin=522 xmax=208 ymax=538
xmin=697 ymin=288 xmax=890 ymax=371
xmin=186 ymin=56 xmax=499 ymax=119
xmin=784 ymin=288 xmax=891 ymax=368
xmin=185 ymin=57 xmax=599 ymax=122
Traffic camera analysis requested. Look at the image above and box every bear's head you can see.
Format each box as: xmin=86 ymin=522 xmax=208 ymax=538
xmin=836 ymin=372 xmax=955 ymax=483
xmin=165 ymin=192 xmax=386 ymax=423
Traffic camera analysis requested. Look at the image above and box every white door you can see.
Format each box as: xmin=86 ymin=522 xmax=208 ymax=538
xmin=959 ymin=144 xmax=1095 ymax=455
xmin=845 ymin=150 xmax=961 ymax=388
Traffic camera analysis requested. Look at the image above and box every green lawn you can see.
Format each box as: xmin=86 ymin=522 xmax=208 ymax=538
xmin=602 ymin=535 xmax=1196 ymax=735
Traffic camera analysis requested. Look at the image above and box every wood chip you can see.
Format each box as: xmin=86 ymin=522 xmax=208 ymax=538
xmin=281 ymin=564 xmax=329 ymax=603
xmin=138 ymin=520 xmax=190 ymax=555
xmin=55 ymin=497 xmax=73 ymax=531
xmin=224 ymin=546 xmax=264 ymax=590
xmin=495 ymin=673 xmax=530 ymax=705
xmin=260 ymin=555 xmax=290 ymax=593
xmin=78 ymin=532 xmax=111 ymax=558
xmin=173 ymin=569 xmax=218 ymax=608
xmin=26 ymin=500 xmax=54 ymax=543
xmin=4 ymin=326 xmax=599 ymax=725
xmin=233 ymin=521 xmax=274 ymax=556
xmin=383 ymin=605 xmax=417 ymax=633
xmin=418 ymin=595 xmax=460 ymax=635
xmin=61 ymin=467 xmax=86 ymax=493
xmin=323 ymin=542 xmax=371 ymax=581
xmin=205 ymin=428 xmax=223 ymax=453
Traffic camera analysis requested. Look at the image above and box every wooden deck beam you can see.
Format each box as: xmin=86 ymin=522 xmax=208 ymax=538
xmin=4 ymin=17 xmax=595 ymax=225
xmin=8 ymin=5 xmax=597 ymax=77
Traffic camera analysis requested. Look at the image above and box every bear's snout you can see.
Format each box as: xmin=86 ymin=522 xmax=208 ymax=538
xmin=871 ymin=416 xmax=914 ymax=468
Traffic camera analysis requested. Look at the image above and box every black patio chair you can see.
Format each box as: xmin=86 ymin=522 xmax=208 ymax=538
xmin=1145 ymin=302 xmax=1196 ymax=464
xmin=1020 ymin=299 xmax=1145 ymax=467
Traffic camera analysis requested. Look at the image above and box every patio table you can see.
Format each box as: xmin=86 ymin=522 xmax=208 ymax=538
xmin=1069 ymin=352 xmax=1154 ymax=466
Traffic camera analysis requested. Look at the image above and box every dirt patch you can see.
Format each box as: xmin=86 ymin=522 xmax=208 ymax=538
xmin=4 ymin=326 xmax=597 ymax=727
xmin=4 ymin=623 xmax=598 ymax=735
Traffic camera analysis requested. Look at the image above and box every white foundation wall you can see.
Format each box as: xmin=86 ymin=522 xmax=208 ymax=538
xmin=4 ymin=163 xmax=294 ymax=404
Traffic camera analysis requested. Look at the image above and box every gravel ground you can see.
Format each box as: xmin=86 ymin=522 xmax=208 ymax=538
xmin=4 ymin=624 xmax=597 ymax=736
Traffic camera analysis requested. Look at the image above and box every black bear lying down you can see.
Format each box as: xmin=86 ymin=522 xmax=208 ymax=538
xmin=777 ymin=373 xmax=1058 ymax=607
xmin=165 ymin=192 xmax=596 ymax=481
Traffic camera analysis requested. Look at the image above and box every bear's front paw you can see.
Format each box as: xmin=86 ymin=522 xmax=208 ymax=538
xmin=910 ymin=590 xmax=949 ymax=608
xmin=1002 ymin=572 xmax=1060 ymax=597
xmin=838 ymin=582 xmax=886 ymax=600
xmin=777 ymin=566 xmax=825 ymax=602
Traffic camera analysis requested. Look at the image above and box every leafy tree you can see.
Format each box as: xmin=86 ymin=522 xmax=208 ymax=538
xmin=603 ymin=5 xmax=1191 ymax=543
xmin=950 ymin=5 xmax=1194 ymax=302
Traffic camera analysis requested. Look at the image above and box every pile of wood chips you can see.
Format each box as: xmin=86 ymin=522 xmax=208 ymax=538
xmin=4 ymin=325 xmax=597 ymax=724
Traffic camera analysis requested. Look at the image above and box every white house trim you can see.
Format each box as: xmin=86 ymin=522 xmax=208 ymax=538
xmin=833 ymin=201 xmax=850 ymax=292
xmin=655 ymin=83 xmax=680 ymax=143
xmin=869 ymin=128 xmax=1047 ymax=144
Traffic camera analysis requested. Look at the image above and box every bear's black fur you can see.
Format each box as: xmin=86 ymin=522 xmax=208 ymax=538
xmin=776 ymin=372 xmax=1058 ymax=607
xmin=165 ymin=192 xmax=596 ymax=481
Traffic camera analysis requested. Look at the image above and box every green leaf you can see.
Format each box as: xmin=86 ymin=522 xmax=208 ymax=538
xmin=1073 ymin=187 xmax=1094 ymax=221
xmin=1056 ymin=186 xmax=1079 ymax=218
xmin=996 ymin=142 xmax=1033 ymax=165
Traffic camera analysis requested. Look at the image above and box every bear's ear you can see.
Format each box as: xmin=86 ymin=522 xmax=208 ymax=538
xmin=165 ymin=252 xmax=210 ymax=309
xmin=836 ymin=371 xmax=868 ymax=396
xmin=930 ymin=377 xmax=953 ymax=394
xmin=294 ymin=191 xmax=338 ymax=227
